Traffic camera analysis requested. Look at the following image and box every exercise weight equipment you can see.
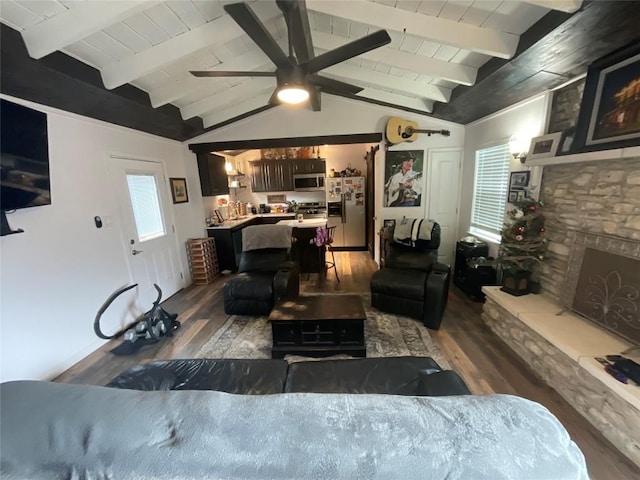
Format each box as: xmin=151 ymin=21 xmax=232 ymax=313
xmin=94 ymin=283 xmax=180 ymax=355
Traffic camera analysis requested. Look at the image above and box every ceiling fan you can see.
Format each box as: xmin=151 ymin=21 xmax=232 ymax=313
xmin=190 ymin=0 xmax=391 ymax=111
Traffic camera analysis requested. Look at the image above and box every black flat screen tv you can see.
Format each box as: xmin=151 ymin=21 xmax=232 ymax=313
xmin=1 ymin=99 xmax=51 ymax=212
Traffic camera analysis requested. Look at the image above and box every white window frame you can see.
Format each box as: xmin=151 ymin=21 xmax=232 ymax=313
xmin=469 ymin=143 xmax=511 ymax=244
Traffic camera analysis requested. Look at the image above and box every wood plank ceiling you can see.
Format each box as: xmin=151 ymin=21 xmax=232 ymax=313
xmin=1 ymin=0 xmax=636 ymax=141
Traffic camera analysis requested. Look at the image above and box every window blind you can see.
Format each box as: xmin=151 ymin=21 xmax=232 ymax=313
xmin=470 ymin=143 xmax=510 ymax=239
xmin=126 ymin=174 xmax=166 ymax=242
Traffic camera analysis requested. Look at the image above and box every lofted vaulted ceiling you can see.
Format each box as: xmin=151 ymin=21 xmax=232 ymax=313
xmin=1 ymin=1 xmax=639 ymax=142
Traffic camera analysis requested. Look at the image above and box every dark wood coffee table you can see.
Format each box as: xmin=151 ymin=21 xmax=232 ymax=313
xmin=268 ymin=295 xmax=366 ymax=359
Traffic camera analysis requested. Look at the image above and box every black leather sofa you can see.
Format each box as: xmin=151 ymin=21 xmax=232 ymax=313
xmin=106 ymin=357 xmax=471 ymax=396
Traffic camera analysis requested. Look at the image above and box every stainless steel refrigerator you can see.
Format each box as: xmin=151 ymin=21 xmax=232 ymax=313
xmin=326 ymin=176 xmax=366 ymax=248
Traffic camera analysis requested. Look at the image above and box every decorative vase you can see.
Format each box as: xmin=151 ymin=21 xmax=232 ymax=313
xmin=501 ymin=270 xmax=531 ymax=296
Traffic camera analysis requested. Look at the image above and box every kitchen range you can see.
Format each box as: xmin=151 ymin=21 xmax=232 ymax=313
xmin=296 ymin=202 xmax=327 ymax=219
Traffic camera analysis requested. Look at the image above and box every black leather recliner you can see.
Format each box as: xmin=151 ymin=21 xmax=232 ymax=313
xmin=223 ymin=248 xmax=299 ymax=316
xmin=370 ymin=221 xmax=450 ymax=330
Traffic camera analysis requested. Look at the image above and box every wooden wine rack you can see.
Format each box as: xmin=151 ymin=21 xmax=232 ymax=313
xmin=186 ymin=238 xmax=219 ymax=285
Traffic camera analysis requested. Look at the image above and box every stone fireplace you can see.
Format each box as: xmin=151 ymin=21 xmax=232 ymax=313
xmin=560 ymin=231 xmax=640 ymax=348
xmin=537 ymin=157 xmax=640 ymax=300
xmin=481 ymin=156 xmax=640 ymax=465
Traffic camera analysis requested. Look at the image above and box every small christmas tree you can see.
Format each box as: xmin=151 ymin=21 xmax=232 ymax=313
xmin=498 ymin=197 xmax=547 ymax=278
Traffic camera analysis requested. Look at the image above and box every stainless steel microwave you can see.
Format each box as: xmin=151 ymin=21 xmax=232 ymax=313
xmin=293 ymin=173 xmax=325 ymax=191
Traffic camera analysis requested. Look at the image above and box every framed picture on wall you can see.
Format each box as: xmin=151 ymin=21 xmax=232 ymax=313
xmin=573 ymin=41 xmax=640 ymax=151
xmin=527 ymin=133 xmax=562 ymax=160
xmin=383 ymin=150 xmax=424 ymax=207
xmin=170 ymin=177 xmax=189 ymax=204
xmin=509 ymin=171 xmax=530 ymax=190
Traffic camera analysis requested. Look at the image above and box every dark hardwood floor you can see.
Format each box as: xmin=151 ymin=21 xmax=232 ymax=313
xmin=55 ymin=251 xmax=639 ymax=480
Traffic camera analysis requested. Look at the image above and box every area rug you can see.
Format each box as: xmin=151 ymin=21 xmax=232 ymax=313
xmin=195 ymin=293 xmax=450 ymax=368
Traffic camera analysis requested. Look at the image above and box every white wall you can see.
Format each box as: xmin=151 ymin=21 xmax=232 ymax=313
xmin=0 ymin=95 xmax=203 ymax=383
xmin=460 ymin=93 xmax=550 ymax=256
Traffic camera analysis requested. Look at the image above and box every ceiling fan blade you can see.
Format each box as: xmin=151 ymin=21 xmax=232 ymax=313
xmin=302 ymin=30 xmax=391 ymax=74
xmin=267 ymin=87 xmax=281 ymax=106
xmin=308 ymin=75 xmax=363 ymax=95
xmin=308 ymin=85 xmax=321 ymax=112
xmin=276 ymin=0 xmax=314 ymax=63
xmin=190 ymin=71 xmax=276 ymax=78
xmin=224 ymin=2 xmax=293 ymax=70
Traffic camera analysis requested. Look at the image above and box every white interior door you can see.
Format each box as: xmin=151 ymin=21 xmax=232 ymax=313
xmin=111 ymin=156 xmax=182 ymax=309
xmin=427 ymin=148 xmax=462 ymax=267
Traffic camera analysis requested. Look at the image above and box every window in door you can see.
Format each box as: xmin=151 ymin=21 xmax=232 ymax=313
xmin=126 ymin=173 xmax=166 ymax=242
xmin=469 ymin=143 xmax=510 ymax=243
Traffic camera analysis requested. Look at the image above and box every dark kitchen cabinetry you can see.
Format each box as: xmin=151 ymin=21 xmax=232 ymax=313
xmin=292 ymin=158 xmax=325 ymax=174
xmin=206 ymin=218 xmax=260 ymax=272
xmin=249 ymin=159 xmax=293 ymax=192
xmin=197 ymin=153 xmax=229 ymax=196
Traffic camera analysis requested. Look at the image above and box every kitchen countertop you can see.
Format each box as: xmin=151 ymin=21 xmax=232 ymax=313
xmin=276 ymin=218 xmax=327 ymax=228
xmin=206 ymin=213 xmax=295 ymax=230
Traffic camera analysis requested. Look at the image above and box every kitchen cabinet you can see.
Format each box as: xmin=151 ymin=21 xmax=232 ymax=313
xmin=197 ymin=153 xmax=229 ymax=196
xmin=249 ymin=159 xmax=293 ymax=192
xmin=292 ymin=158 xmax=325 ymax=174
xmin=206 ymin=218 xmax=260 ymax=272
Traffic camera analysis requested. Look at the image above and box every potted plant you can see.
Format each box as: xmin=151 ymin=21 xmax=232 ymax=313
xmin=497 ymin=198 xmax=547 ymax=296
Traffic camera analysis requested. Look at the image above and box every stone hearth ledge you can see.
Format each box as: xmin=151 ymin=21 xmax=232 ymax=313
xmin=482 ymin=286 xmax=639 ymax=408
xmin=482 ymin=286 xmax=640 ymax=465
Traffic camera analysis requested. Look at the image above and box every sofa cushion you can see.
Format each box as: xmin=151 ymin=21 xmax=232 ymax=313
xmin=284 ymin=356 xmax=442 ymax=394
xmin=386 ymin=244 xmax=435 ymax=271
xmin=417 ymin=370 xmax=472 ymax=396
xmin=107 ymin=359 xmax=288 ymax=395
xmin=224 ymin=272 xmax=274 ymax=300
xmin=238 ymin=249 xmax=291 ymax=273
xmin=105 ymin=365 xmax=177 ymax=391
xmin=370 ymin=268 xmax=428 ymax=301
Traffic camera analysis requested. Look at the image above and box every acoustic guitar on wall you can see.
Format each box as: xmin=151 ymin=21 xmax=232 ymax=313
xmin=386 ymin=116 xmax=450 ymax=145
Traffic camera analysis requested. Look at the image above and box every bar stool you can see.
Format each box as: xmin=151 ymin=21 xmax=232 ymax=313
xmin=312 ymin=226 xmax=340 ymax=282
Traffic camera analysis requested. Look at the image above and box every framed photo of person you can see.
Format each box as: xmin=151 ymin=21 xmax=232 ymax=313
xmin=170 ymin=177 xmax=189 ymax=204
xmin=573 ymin=41 xmax=640 ymax=152
xmin=383 ymin=150 xmax=424 ymax=208
xmin=509 ymin=171 xmax=530 ymax=191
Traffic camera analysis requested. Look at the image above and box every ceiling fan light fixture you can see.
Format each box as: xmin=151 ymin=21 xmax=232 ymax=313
xmin=277 ymin=85 xmax=309 ymax=104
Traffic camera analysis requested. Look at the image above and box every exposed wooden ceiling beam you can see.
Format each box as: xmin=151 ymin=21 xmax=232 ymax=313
xmin=202 ymin=89 xmax=275 ymax=128
xmin=21 ymin=1 xmax=161 ymax=60
xmin=306 ymin=0 xmax=518 ymax=59
xmin=524 ymin=0 xmax=583 ymax=13
xmin=357 ymin=88 xmax=433 ymax=113
xmin=324 ymin=63 xmax=451 ymax=103
xmin=181 ymin=76 xmax=274 ymax=120
xmin=312 ymin=31 xmax=476 ymax=86
xmin=100 ymin=2 xmax=281 ymax=89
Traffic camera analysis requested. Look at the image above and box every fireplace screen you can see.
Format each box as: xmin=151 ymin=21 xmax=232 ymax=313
xmin=561 ymin=231 xmax=640 ymax=346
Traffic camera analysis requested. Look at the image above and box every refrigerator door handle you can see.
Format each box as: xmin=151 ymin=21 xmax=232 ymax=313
xmin=342 ymin=195 xmax=346 ymax=223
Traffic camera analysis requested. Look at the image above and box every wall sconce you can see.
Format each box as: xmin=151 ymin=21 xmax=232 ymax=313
xmin=509 ymin=134 xmax=530 ymax=164
xmin=225 ymin=161 xmax=233 ymax=174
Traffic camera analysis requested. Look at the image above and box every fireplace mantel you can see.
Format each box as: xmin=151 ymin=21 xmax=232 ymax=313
xmin=527 ymin=145 xmax=640 ymax=166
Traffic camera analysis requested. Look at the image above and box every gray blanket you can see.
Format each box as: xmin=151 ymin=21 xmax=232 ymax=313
xmin=242 ymin=224 xmax=292 ymax=251
xmin=0 ymin=381 xmax=588 ymax=480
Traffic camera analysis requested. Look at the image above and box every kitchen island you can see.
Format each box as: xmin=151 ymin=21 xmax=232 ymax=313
xmin=277 ymin=218 xmax=327 ymax=275
xmin=205 ymin=214 xmax=295 ymax=272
